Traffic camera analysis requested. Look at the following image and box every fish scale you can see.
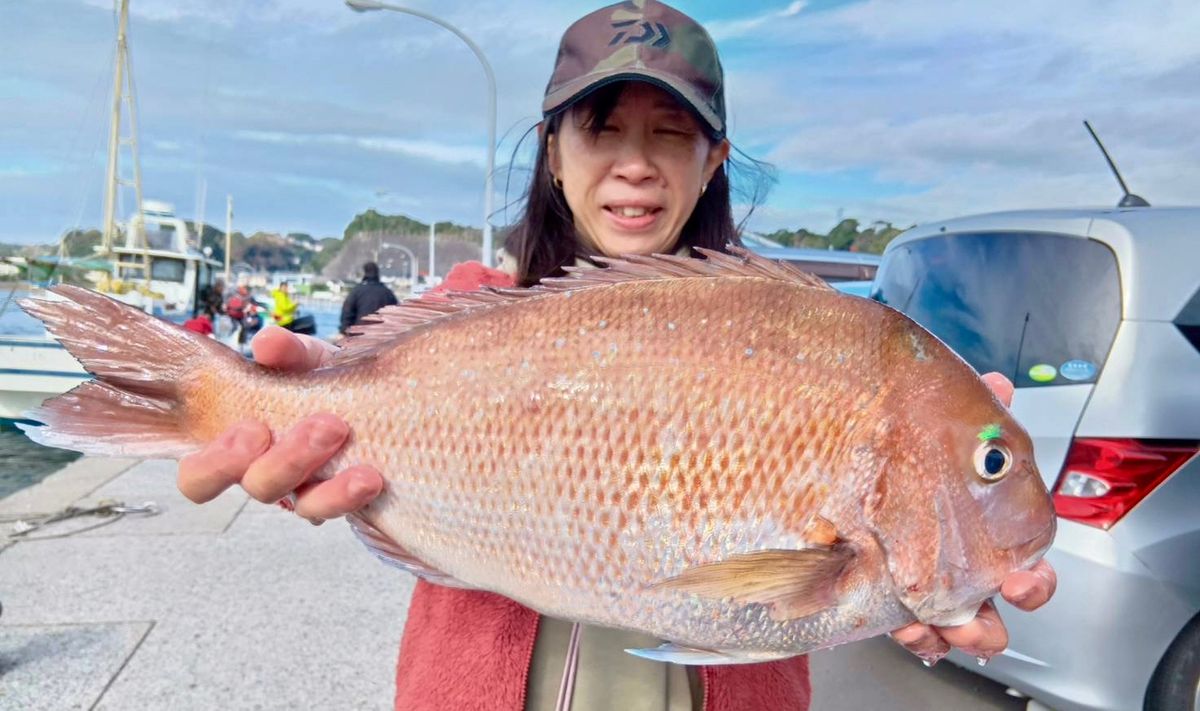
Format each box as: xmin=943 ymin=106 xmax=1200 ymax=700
xmin=255 ymin=279 xmax=892 ymax=649
xmin=18 ymin=248 xmax=1056 ymax=660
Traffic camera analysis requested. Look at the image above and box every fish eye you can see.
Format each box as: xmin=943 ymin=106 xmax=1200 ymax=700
xmin=973 ymin=441 xmax=1013 ymax=482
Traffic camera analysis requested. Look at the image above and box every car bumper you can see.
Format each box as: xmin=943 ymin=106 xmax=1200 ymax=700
xmin=946 ymin=519 xmax=1196 ymax=711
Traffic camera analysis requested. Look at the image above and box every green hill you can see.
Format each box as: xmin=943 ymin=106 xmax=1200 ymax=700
xmin=759 ymin=219 xmax=910 ymax=254
xmin=343 ymin=209 xmax=478 ymax=243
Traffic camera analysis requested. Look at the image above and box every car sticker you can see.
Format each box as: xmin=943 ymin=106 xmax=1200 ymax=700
xmin=1059 ymin=359 xmax=1098 ymax=381
xmin=1028 ymin=363 xmax=1057 ymax=383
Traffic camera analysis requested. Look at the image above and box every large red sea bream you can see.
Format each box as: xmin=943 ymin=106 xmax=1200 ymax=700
xmin=18 ymin=248 xmax=1056 ymax=663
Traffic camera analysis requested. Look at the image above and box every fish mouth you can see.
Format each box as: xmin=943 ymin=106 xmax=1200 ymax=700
xmin=907 ymin=519 xmax=1055 ymax=626
xmin=1005 ymin=519 xmax=1056 ymax=563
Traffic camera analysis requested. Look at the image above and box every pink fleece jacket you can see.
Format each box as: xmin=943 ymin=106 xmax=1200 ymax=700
xmin=392 ymin=262 xmax=812 ymax=711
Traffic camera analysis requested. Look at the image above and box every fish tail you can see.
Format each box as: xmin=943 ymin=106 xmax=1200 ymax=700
xmin=16 ymin=285 xmax=239 ymax=458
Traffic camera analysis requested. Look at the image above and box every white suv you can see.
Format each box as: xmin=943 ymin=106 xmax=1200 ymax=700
xmin=870 ymin=207 xmax=1200 ymax=711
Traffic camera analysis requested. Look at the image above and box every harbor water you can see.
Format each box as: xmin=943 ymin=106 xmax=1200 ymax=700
xmin=0 ymin=287 xmax=44 ymax=336
xmin=0 ymin=421 xmax=81 ymax=499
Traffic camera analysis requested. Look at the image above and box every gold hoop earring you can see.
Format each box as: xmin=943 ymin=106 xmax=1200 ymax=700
xmin=553 ymin=176 xmax=563 ymax=190
xmin=700 ymin=182 xmax=708 ymax=196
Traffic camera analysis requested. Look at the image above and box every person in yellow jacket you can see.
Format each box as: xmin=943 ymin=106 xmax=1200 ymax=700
xmin=270 ymin=281 xmax=298 ymax=328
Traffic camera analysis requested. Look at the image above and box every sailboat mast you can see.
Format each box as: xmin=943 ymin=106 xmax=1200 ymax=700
xmin=100 ymin=0 xmax=149 ymax=287
xmin=99 ymin=0 xmax=128 ymax=255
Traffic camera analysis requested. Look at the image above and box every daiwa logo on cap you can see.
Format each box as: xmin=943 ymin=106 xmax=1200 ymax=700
xmin=609 ymin=19 xmax=671 ymax=48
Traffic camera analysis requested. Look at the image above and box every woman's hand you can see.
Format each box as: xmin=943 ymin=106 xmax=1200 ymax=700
xmin=890 ymin=372 xmax=1059 ymax=665
xmin=177 ymin=326 xmax=385 ymax=523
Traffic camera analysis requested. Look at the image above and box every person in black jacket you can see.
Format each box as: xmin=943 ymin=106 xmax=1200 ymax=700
xmin=339 ymin=261 xmax=398 ymax=335
xmin=195 ymin=278 xmax=225 ymax=318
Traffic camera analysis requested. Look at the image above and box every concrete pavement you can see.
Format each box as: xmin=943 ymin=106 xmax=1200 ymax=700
xmin=1 ymin=457 xmax=1028 ymax=710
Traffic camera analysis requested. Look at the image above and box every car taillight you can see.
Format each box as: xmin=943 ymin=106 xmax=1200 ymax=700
xmin=1052 ymin=438 xmax=1198 ymax=529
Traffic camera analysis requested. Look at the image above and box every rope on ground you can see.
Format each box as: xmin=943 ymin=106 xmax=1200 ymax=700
xmin=1 ymin=499 xmax=159 ymax=542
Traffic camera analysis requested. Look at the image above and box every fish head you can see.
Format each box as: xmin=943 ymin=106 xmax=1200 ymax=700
xmin=865 ymin=327 xmax=1057 ymax=626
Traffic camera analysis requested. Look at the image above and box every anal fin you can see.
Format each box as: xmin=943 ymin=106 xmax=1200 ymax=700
xmin=347 ymin=514 xmax=478 ymax=590
xmin=651 ymin=547 xmax=853 ymax=622
xmin=625 ymin=643 xmax=796 ymax=666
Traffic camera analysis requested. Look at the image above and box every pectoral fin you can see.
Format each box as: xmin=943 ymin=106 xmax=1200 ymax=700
xmin=803 ymin=514 xmax=841 ymax=547
xmin=625 ymin=642 xmax=796 ymax=666
xmin=651 ymin=547 xmax=852 ymax=621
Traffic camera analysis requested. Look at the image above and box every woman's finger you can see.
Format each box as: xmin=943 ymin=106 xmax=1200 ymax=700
xmin=934 ymin=600 xmax=1009 ymax=658
xmin=240 ymin=414 xmax=349 ymax=503
xmin=890 ymin=622 xmax=951 ymax=662
xmin=178 ymin=421 xmax=271 ymax=503
xmin=292 ymin=465 xmax=385 ymax=522
xmin=251 ymin=327 xmax=337 ymax=372
xmin=981 ymin=372 xmax=1014 ymax=407
xmin=1000 ymin=559 xmax=1058 ymax=611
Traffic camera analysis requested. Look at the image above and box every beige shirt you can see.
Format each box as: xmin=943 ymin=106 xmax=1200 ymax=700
xmin=525 ymin=618 xmax=698 ymax=711
xmin=494 ymin=245 xmax=701 ymax=710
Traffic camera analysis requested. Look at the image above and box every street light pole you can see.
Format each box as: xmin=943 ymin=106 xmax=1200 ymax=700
xmin=428 ymin=220 xmax=436 ymax=281
xmin=345 ymin=0 xmax=497 ymax=267
xmin=224 ymin=195 xmax=233 ymax=284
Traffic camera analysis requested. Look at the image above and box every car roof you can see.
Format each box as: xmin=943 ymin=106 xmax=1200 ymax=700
xmin=887 ymin=206 xmax=1200 ymax=321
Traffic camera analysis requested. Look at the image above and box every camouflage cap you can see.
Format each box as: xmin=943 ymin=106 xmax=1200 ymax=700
xmin=542 ymin=0 xmax=726 ymax=138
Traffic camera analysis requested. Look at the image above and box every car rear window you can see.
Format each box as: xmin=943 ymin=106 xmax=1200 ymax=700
xmin=869 ymin=231 xmax=1122 ymax=388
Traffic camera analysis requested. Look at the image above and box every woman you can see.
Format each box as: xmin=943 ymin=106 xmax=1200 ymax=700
xmin=178 ymin=2 xmax=1056 ymax=709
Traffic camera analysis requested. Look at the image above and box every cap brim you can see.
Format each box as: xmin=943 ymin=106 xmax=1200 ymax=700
xmin=542 ymin=69 xmax=724 ymax=138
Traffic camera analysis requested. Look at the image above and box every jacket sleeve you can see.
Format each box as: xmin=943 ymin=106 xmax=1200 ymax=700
xmin=340 ymin=288 xmax=357 ymax=334
xmin=431 ymin=261 xmax=517 ymax=294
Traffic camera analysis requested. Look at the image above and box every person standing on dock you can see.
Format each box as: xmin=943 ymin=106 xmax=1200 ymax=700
xmin=195 ymin=278 xmax=225 ymax=318
xmin=270 ymin=281 xmax=297 ymax=329
xmin=339 ymin=261 xmax=398 ymax=336
xmin=175 ymin=2 xmax=1058 ymax=709
xmin=226 ymin=284 xmax=262 ymax=346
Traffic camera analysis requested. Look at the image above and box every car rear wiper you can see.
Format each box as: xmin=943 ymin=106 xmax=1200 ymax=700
xmin=1012 ymin=311 xmax=1031 ymax=385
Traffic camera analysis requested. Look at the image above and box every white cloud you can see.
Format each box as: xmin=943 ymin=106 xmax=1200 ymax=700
xmin=766 ymin=108 xmax=1088 ymax=181
xmin=714 ymin=0 xmax=1200 ymax=231
xmin=0 ymin=160 xmax=62 ymax=178
xmin=233 ymin=130 xmax=485 ymax=167
xmin=77 ymin=0 xmax=365 ymax=30
xmin=78 ymin=0 xmax=585 ymax=42
xmin=754 ymin=100 xmax=1200 ymax=229
xmin=749 ymin=139 xmax=1200 ymax=235
xmin=6 ymin=0 xmax=1193 ymax=244
xmin=809 ymin=0 xmax=1200 ymax=76
xmin=782 ymin=2 xmax=808 ymax=18
xmin=707 ymin=2 xmax=810 ymax=41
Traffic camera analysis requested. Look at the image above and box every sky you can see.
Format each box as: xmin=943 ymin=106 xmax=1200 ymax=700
xmin=2 ymin=0 xmax=1198 ymax=245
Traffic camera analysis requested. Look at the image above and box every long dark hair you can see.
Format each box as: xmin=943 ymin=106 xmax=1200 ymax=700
xmin=503 ymin=83 xmax=773 ymax=287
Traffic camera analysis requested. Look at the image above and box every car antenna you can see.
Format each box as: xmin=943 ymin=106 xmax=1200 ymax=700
xmin=1083 ymin=120 xmax=1150 ymax=207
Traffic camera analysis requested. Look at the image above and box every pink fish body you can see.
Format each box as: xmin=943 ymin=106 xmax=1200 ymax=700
xmin=19 ymin=249 xmax=1055 ymax=663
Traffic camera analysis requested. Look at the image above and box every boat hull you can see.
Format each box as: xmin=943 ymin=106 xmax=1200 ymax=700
xmin=0 ymin=337 xmax=88 ymax=421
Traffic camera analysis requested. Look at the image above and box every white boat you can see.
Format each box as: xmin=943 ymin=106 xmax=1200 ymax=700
xmin=0 ymin=333 xmax=88 ymax=421
xmin=101 ymin=199 xmax=223 ymax=318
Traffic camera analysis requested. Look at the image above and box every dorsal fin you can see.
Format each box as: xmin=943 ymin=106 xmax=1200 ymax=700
xmin=329 ymin=245 xmax=832 ymax=367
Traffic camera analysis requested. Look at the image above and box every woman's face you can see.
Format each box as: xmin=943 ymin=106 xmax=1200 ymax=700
xmin=549 ymin=83 xmax=730 ymax=258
